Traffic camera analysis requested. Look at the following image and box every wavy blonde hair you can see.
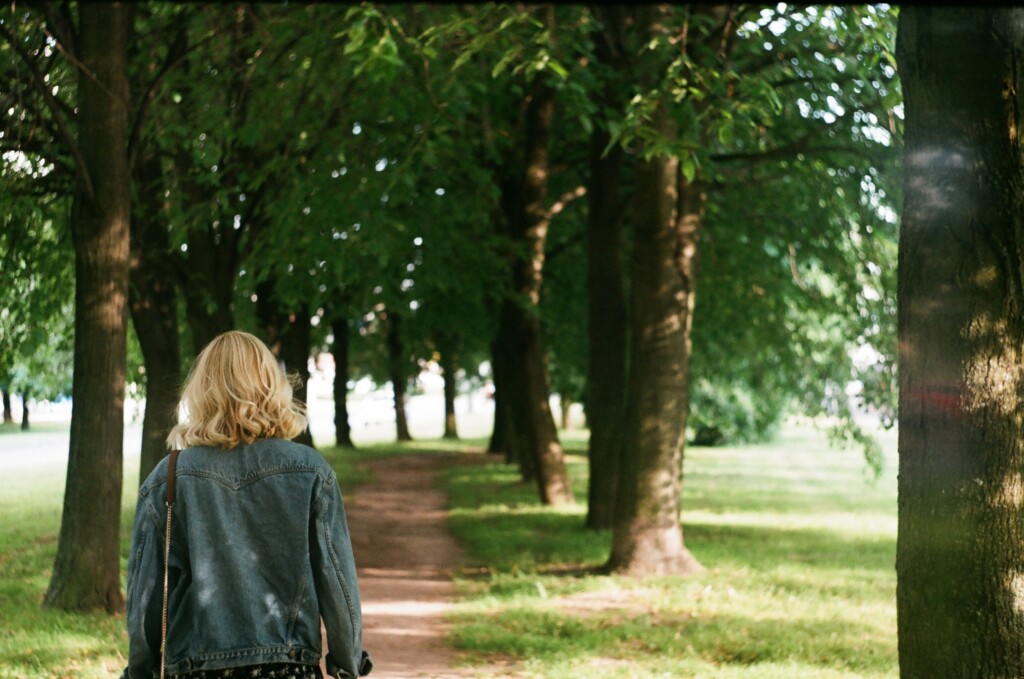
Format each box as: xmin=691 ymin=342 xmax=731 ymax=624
xmin=166 ymin=330 xmax=308 ymax=450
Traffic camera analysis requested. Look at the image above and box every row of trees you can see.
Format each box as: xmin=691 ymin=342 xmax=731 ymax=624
xmin=1 ymin=3 xmax=900 ymax=608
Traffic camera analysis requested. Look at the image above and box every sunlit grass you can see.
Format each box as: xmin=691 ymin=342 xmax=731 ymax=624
xmin=0 ymin=423 xmax=370 ymax=678
xmin=1 ymin=418 xmax=898 ymax=678
xmin=443 ymin=422 xmax=899 ymax=678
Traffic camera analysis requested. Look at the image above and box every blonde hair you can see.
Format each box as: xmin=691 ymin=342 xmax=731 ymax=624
xmin=166 ymin=330 xmax=308 ymax=450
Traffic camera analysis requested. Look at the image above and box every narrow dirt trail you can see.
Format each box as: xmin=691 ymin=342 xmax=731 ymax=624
xmin=323 ymin=453 xmax=479 ymax=679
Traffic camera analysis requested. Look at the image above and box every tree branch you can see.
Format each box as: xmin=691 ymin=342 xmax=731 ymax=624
xmin=0 ymin=21 xmax=94 ymax=202
xmin=712 ymin=139 xmax=894 ymax=167
xmin=36 ymin=1 xmax=77 ymax=59
xmin=545 ymin=184 xmax=587 ymax=222
xmin=127 ymin=14 xmax=213 ymax=171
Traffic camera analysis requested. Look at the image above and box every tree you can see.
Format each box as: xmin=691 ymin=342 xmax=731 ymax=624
xmin=606 ymin=24 xmax=705 ymax=570
xmin=895 ymin=7 xmax=1024 ymax=676
xmin=22 ymin=2 xmax=134 ymax=612
xmin=130 ymin=150 xmax=183 ymax=482
xmin=588 ymin=3 xmax=901 ymax=572
xmin=442 ymin=4 xmax=578 ymax=504
xmin=582 ymin=5 xmax=629 ymax=530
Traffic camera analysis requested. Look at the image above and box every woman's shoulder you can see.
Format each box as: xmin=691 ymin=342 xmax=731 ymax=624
xmin=251 ymin=438 xmax=334 ymax=476
xmin=137 ymin=451 xmax=175 ymax=498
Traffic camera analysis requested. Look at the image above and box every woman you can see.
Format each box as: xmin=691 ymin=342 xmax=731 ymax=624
xmin=123 ymin=331 xmax=372 ymax=678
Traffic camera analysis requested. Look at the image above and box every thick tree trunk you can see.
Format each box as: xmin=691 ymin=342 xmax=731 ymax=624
xmin=607 ymin=100 xmax=703 ymax=576
xmin=386 ymin=311 xmax=412 ymax=442
xmin=130 ymin=151 xmax=182 ymax=484
xmin=2 ymin=389 xmax=12 ymax=424
xmin=585 ymin=128 xmax=627 ymax=530
xmin=44 ymin=2 xmax=131 ymax=613
xmin=19 ymin=391 xmax=29 ymax=431
xmin=330 ymin=317 xmax=354 ymax=448
xmin=896 ymin=9 xmax=1024 ymax=676
xmin=440 ymin=348 xmax=459 ymax=440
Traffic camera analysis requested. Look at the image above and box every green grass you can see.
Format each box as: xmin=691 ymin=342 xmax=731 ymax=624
xmin=0 ymin=421 xmax=897 ymax=678
xmin=0 ymin=425 xmax=371 ymax=678
xmin=442 ymin=423 xmax=898 ymax=678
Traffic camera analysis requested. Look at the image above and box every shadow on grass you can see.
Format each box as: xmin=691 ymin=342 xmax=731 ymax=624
xmin=684 ymin=522 xmax=894 ymax=573
xmin=452 ymin=607 xmax=895 ymax=675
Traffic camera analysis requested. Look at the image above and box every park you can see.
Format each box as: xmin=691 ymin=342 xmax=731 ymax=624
xmin=0 ymin=3 xmax=1020 ymax=678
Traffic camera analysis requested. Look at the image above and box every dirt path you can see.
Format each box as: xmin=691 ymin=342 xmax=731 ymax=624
xmin=323 ymin=453 xmax=478 ymax=679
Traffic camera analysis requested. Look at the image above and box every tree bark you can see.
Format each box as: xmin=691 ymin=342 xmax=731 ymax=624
xmin=330 ymin=316 xmax=354 ymax=448
xmin=896 ymin=8 xmax=1024 ymax=676
xmin=440 ymin=347 xmax=459 ymax=440
xmin=256 ymin=281 xmax=315 ymax=448
xmin=2 ymin=389 xmax=12 ymax=424
xmin=280 ymin=305 xmax=315 ymax=449
xmin=490 ymin=71 xmax=574 ymax=504
xmin=607 ymin=98 xmax=703 ymax=576
xmin=487 ymin=335 xmax=518 ymax=460
xmin=386 ymin=310 xmax=412 ymax=442
xmin=181 ymin=246 xmax=236 ymax=355
xmin=130 ymin=151 xmax=182 ymax=484
xmin=19 ymin=391 xmax=29 ymax=431
xmin=44 ymin=2 xmax=131 ymax=613
xmin=585 ymin=127 xmax=627 ymax=530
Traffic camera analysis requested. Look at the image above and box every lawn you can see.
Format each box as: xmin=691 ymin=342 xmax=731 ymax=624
xmin=0 ymin=422 xmax=366 ymax=679
xmin=0 ymin=419 xmax=897 ymax=678
xmin=442 ymin=422 xmax=898 ymax=678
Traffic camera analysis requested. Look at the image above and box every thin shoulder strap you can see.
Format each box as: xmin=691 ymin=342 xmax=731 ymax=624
xmin=160 ymin=450 xmax=180 ymax=679
xmin=165 ymin=449 xmax=179 ymax=507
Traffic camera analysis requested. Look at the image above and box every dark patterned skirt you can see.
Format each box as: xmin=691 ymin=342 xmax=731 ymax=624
xmin=177 ymin=663 xmax=323 ymax=679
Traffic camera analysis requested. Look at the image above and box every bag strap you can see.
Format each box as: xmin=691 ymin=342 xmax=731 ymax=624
xmin=160 ymin=450 xmax=180 ymax=679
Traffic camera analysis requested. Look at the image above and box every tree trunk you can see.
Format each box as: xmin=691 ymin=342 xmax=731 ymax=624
xmin=585 ymin=129 xmax=627 ymax=529
xmin=440 ymin=348 xmax=459 ymax=440
xmin=584 ymin=9 xmax=629 ymax=530
xmin=280 ymin=305 xmax=315 ymax=449
xmin=386 ymin=311 xmax=412 ymax=442
xmin=182 ymin=267 xmax=235 ymax=355
xmin=2 ymin=389 xmax=12 ymax=424
xmin=560 ymin=396 xmax=572 ymax=431
xmin=130 ymin=151 xmax=182 ymax=485
xmin=330 ymin=316 xmax=354 ymax=449
xmin=177 ymin=158 xmax=237 ymax=357
xmin=44 ymin=2 xmax=131 ymax=613
xmin=491 ymin=71 xmax=573 ymax=504
xmin=19 ymin=391 xmax=29 ymax=431
xmin=607 ymin=99 xmax=703 ymax=576
xmin=255 ymin=281 xmax=315 ymax=448
xmin=487 ymin=336 xmax=514 ymax=458
xmin=896 ymin=8 xmax=1024 ymax=676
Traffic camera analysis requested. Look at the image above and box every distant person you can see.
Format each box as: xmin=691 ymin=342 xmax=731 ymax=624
xmin=122 ymin=330 xmax=372 ymax=679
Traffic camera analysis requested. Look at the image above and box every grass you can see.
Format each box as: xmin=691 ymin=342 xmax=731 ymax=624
xmin=0 ymin=423 xmax=369 ymax=679
xmin=0 ymin=419 xmax=898 ymax=678
xmin=442 ymin=423 xmax=898 ymax=678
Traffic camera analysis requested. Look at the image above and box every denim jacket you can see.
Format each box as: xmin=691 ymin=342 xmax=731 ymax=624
xmin=123 ymin=438 xmax=372 ymax=678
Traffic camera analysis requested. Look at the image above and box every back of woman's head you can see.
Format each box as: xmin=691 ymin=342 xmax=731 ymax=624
xmin=166 ymin=330 xmax=308 ymax=450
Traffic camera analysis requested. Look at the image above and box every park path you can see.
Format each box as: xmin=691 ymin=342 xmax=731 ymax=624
xmin=322 ymin=453 xmax=479 ymax=679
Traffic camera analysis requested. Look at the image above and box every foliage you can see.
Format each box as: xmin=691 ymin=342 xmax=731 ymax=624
xmin=586 ymin=4 xmax=904 ymax=452
xmin=0 ymin=3 xmax=903 ymax=468
xmin=0 ymin=193 xmax=73 ymax=401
